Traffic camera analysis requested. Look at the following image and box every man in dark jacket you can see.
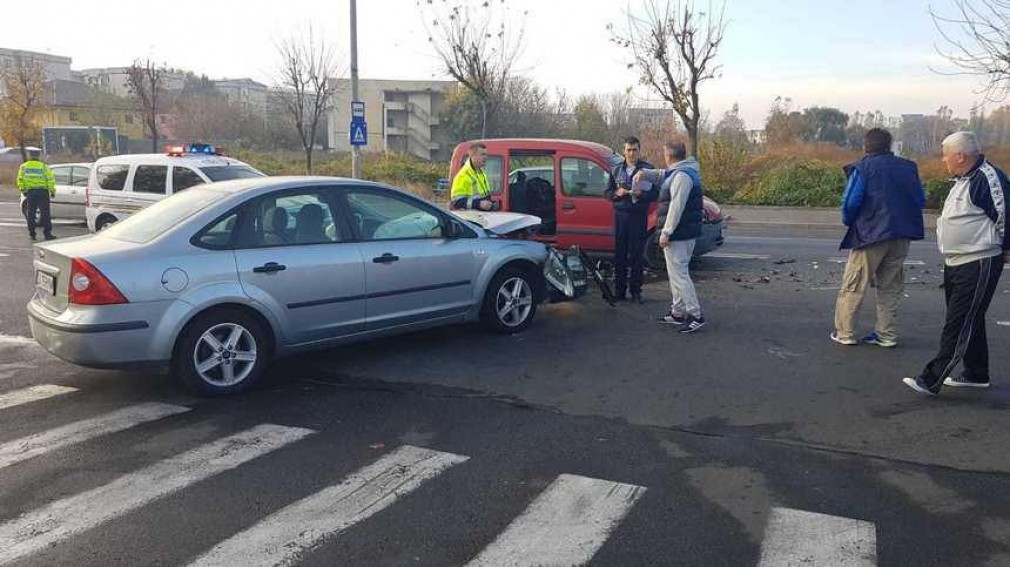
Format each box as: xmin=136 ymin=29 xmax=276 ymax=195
xmin=904 ymin=131 xmax=1009 ymax=396
xmin=605 ymin=136 xmax=657 ymax=303
xmin=831 ymin=128 xmax=925 ymax=348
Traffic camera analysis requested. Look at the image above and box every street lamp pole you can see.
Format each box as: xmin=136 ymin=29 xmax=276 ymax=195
xmin=350 ymin=0 xmax=361 ymax=179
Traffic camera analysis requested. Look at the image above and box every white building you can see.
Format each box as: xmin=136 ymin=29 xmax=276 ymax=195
xmin=328 ymin=78 xmax=457 ymax=161
xmin=80 ymin=67 xmax=187 ymax=97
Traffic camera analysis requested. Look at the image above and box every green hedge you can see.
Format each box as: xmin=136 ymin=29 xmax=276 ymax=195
xmin=732 ymin=160 xmax=845 ymax=207
xmin=231 ymin=151 xmax=447 ymax=188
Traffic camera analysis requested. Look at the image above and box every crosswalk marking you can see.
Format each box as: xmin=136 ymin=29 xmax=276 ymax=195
xmin=466 ymin=474 xmax=646 ymax=567
xmin=0 ymin=384 xmax=77 ymax=410
xmin=0 ymin=402 xmax=190 ymax=470
xmin=758 ymin=507 xmax=876 ymax=567
xmin=0 ymin=423 xmax=314 ymax=565
xmin=189 ymin=444 xmax=468 ymax=567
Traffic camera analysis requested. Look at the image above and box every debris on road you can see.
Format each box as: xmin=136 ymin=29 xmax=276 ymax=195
xmin=772 ymin=257 xmax=796 ymax=265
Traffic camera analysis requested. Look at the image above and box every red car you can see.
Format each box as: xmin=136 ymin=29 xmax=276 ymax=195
xmin=448 ymin=139 xmax=726 ymax=269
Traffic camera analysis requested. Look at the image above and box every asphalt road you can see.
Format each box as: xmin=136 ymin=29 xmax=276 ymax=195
xmin=1 ymin=189 xmax=1010 ymax=566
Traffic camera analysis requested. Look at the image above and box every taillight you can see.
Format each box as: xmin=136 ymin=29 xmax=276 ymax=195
xmin=68 ymin=258 xmax=127 ymax=305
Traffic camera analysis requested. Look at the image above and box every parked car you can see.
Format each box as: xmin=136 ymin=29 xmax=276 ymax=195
xmin=0 ymin=146 xmax=42 ymax=164
xmin=451 ymin=139 xmax=727 ymax=270
xmin=19 ymin=162 xmax=91 ymax=222
xmin=29 ymin=176 xmax=583 ymax=395
xmin=85 ymin=144 xmax=264 ymax=232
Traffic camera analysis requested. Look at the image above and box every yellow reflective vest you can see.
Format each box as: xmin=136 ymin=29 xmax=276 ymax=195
xmin=450 ymin=159 xmax=490 ymax=209
xmin=17 ymin=160 xmax=56 ymax=196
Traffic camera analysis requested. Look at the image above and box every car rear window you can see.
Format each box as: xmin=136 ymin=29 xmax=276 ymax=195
xmin=199 ymin=165 xmax=263 ymax=182
xmin=99 ymin=187 xmax=229 ymax=244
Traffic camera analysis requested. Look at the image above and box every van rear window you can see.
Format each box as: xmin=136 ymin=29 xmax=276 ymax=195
xmin=199 ymin=165 xmax=263 ymax=182
xmin=96 ymin=164 xmax=129 ymax=190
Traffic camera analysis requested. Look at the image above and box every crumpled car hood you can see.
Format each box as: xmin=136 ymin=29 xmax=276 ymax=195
xmin=451 ymin=211 xmax=542 ymax=235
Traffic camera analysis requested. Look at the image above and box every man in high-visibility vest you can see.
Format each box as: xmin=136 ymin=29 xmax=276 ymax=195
xmin=450 ymin=142 xmax=495 ymax=211
xmin=17 ymin=148 xmax=56 ymax=241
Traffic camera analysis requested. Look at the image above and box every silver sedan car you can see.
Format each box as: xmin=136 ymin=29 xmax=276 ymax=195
xmin=28 ymin=177 xmax=575 ymax=395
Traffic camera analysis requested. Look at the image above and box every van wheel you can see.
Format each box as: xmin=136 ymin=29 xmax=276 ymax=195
xmin=172 ymin=309 xmax=269 ymax=396
xmin=95 ymin=215 xmax=116 ymax=232
xmin=481 ymin=267 xmax=538 ymax=333
xmin=645 ymin=230 xmax=667 ymax=273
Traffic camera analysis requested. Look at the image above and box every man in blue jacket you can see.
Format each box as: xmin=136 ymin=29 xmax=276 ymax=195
xmin=831 ymin=128 xmax=925 ymax=348
xmin=605 ymin=136 xmax=657 ymax=303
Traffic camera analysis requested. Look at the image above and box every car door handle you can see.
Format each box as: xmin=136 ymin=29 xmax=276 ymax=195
xmin=253 ymin=262 xmax=287 ymax=273
xmin=372 ymin=253 xmax=400 ymax=264
xmin=562 ymin=202 xmax=576 ymax=210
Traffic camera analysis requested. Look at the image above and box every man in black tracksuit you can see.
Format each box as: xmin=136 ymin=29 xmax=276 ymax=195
xmin=903 ymin=131 xmax=1010 ymax=396
xmin=605 ymin=136 xmax=658 ymax=303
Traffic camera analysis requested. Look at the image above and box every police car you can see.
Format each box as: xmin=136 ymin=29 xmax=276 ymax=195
xmin=85 ymin=144 xmax=264 ymax=232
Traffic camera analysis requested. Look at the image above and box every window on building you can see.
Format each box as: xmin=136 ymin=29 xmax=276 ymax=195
xmin=69 ymin=112 xmax=79 ymax=122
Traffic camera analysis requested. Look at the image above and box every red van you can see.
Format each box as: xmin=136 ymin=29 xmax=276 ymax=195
xmin=448 ymin=139 xmax=726 ymax=269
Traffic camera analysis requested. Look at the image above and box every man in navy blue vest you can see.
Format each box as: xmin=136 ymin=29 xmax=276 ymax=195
xmin=605 ymin=136 xmax=657 ymax=303
xmin=633 ymin=140 xmax=706 ymax=333
xmin=831 ymin=128 xmax=925 ymax=348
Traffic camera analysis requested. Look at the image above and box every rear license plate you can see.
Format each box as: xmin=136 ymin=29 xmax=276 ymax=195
xmin=35 ymin=271 xmax=55 ymax=295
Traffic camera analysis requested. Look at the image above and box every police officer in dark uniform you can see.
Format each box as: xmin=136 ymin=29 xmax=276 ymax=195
xmin=605 ymin=136 xmax=657 ymax=303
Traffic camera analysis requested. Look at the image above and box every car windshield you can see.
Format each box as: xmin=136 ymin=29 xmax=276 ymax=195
xmin=199 ymin=165 xmax=264 ymax=182
xmin=99 ymin=187 xmax=230 ymax=244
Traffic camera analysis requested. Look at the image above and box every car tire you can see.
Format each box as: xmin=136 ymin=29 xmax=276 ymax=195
xmin=172 ymin=308 xmax=270 ymax=396
xmin=481 ymin=266 xmax=538 ymax=334
xmin=95 ymin=215 xmax=116 ymax=232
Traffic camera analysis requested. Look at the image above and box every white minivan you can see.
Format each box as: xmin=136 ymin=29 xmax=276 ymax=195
xmin=85 ymin=146 xmax=264 ymax=232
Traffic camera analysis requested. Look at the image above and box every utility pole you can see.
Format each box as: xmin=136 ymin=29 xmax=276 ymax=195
xmin=350 ymin=0 xmax=361 ymax=179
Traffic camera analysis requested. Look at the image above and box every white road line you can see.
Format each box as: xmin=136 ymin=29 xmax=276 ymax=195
xmin=0 ymin=423 xmax=314 ymax=565
xmin=189 ymin=445 xmax=468 ymax=567
xmin=828 ymin=257 xmax=925 ymax=266
xmin=0 ymin=384 xmax=77 ymax=411
xmin=758 ymin=507 xmax=876 ymax=567
xmin=466 ymin=474 xmax=646 ymax=567
xmin=707 ymin=252 xmax=772 ymax=260
xmin=0 ymin=402 xmax=190 ymax=470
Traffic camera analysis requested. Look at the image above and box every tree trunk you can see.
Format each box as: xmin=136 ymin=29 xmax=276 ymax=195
xmin=305 ymin=147 xmax=313 ymax=175
xmin=481 ymin=98 xmax=488 ymax=138
xmin=688 ymin=126 xmax=699 ymax=158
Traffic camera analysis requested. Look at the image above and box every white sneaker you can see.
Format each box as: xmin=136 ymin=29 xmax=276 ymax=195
xmin=830 ymin=331 xmax=858 ymax=346
xmin=943 ymin=376 xmax=990 ymax=389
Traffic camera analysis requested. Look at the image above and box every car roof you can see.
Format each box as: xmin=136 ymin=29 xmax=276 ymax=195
xmin=50 ymin=162 xmax=92 ymax=168
xmin=455 ymin=138 xmax=617 ymax=158
xmin=206 ymin=176 xmax=416 ymax=204
xmin=92 ymin=153 xmax=250 ymax=167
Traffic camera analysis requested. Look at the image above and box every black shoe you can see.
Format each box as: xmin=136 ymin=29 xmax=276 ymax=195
xmin=902 ymin=376 xmax=939 ymax=396
xmin=679 ymin=315 xmax=706 ymax=333
xmin=630 ymin=294 xmax=645 ymax=304
xmin=29 ymin=234 xmax=37 ymax=241
xmin=44 ymin=233 xmax=56 ymax=240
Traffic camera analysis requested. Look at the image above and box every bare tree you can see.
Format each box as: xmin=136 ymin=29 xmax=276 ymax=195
xmin=0 ymin=54 xmax=49 ymax=160
xmin=126 ymin=59 xmax=168 ymax=152
xmin=274 ymin=28 xmax=339 ymax=174
xmin=419 ymin=0 xmax=525 ymax=138
xmin=931 ymin=0 xmax=1010 ymax=102
xmin=611 ymin=0 xmax=726 ymax=155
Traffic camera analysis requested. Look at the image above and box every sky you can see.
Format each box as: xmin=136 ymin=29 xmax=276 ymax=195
xmin=1 ymin=0 xmax=991 ymax=129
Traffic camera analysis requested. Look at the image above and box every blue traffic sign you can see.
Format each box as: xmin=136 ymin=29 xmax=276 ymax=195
xmin=350 ymin=120 xmax=367 ymax=146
